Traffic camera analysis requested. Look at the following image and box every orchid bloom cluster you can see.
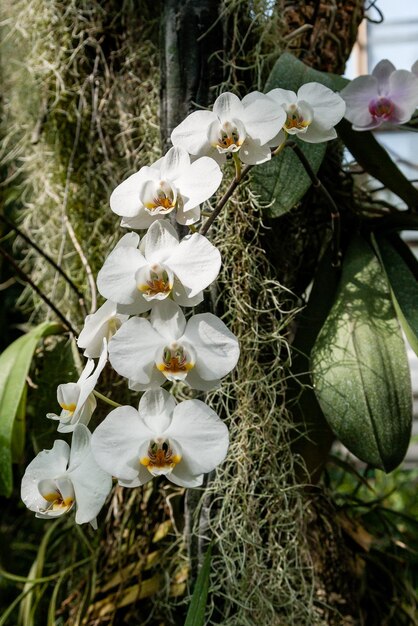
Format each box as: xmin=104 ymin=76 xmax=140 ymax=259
xmin=21 ymin=82 xmax=347 ymax=527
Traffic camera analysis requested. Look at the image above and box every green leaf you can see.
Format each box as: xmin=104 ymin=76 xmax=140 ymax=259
xmin=252 ymin=138 xmax=326 ymax=217
xmin=184 ymin=545 xmax=212 ymax=626
xmin=0 ymin=321 xmax=62 ymax=496
xmin=311 ymin=235 xmax=412 ymax=472
xmin=263 ymin=52 xmax=418 ymax=211
xmin=373 ymin=233 xmax=418 ymax=357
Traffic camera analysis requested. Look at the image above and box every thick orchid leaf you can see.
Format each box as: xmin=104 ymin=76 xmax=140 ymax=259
xmin=252 ymin=138 xmax=326 ymax=217
xmin=0 ymin=321 xmax=62 ymax=496
xmin=184 ymin=545 xmax=212 ymax=626
xmin=373 ymin=233 xmax=418 ymax=357
xmin=264 ymin=52 xmax=418 ymax=211
xmin=311 ymin=235 xmax=412 ymax=472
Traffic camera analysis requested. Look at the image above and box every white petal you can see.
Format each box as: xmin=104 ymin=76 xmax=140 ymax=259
xmin=77 ymin=301 xmax=128 ymax=359
xmin=175 ymin=157 xmax=222 ymax=213
xmin=241 ymin=91 xmax=266 ymax=106
xmin=388 ymin=70 xmax=418 ymax=122
xmin=68 ymin=424 xmax=91 ymax=471
xmin=110 ymin=168 xmax=155 ymax=218
xmin=76 ymin=341 xmax=108 ymax=409
xmin=128 ymin=368 xmax=166 ymax=391
xmin=301 ymin=123 xmax=338 ymax=143
xmin=266 ymin=88 xmax=297 ymax=107
xmin=241 ymin=95 xmax=287 ymax=144
xmin=165 ymin=399 xmax=229 ymax=474
xmin=176 ymin=204 xmax=201 ymax=226
xmin=57 ymin=382 xmax=80 ymax=410
xmin=115 ymin=232 xmax=140 ymax=248
xmin=239 ymin=136 xmax=271 ymax=165
xmin=169 ymin=467 xmax=204 ymax=488
xmin=183 ymin=313 xmax=240 ymax=380
xmin=121 ymin=210 xmax=164 ymax=230
xmin=143 ymin=220 xmax=179 ymax=264
xmin=21 ymin=440 xmax=70 ymax=513
xmin=91 ymin=406 xmax=154 ymax=482
xmin=165 ymin=233 xmax=221 ymax=297
xmin=150 ymin=299 xmax=186 ymax=341
xmin=340 ymin=76 xmax=378 ymax=126
xmin=97 ymin=245 xmax=148 ymax=305
xmin=172 ymin=279 xmax=204 ymax=307
xmin=160 ymin=146 xmax=190 ymax=181
xmin=372 ymin=59 xmax=396 ymax=94
xmin=297 ymin=82 xmax=346 ymax=130
xmin=78 ymin=359 xmax=95 ymax=385
xmin=108 ymin=317 xmax=163 ymax=384
xmin=184 ymin=367 xmax=221 ymax=391
xmin=171 ymin=110 xmax=216 ymax=155
xmin=213 ymin=92 xmax=244 ymax=123
xmin=138 ymin=388 xmax=176 ymax=433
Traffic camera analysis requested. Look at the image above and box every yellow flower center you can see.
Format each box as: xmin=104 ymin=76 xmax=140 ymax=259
xmin=140 ymin=441 xmax=182 ymax=475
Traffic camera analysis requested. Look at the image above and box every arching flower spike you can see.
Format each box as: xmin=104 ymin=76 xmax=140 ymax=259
xmin=110 ymin=146 xmax=222 ymax=228
xmin=21 ymin=424 xmax=112 ymax=527
xmin=341 ymin=60 xmax=418 ymax=130
xmin=171 ymin=91 xmax=286 ymax=165
xmin=108 ymin=299 xmax=239 ymax=391
xmin=91 ymin=389 xmax=229 ymax=488
xmin=266 ymin=82 xmax=346 ymax=144
xmin=97 ymin=221 xmax=221 ymax=313
xmin=47 ymin=340 xmax=107 ymax=433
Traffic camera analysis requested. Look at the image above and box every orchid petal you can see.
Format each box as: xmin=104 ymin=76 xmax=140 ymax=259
xmin=241 ymin=96 xmax=287 ymax=144
xmin=340 ymin=76 xmax=379 ymax=126
xmin=160 ymin=146 xmax=190 ymax=180
xmin=121 ymin=210 xmax=164 ymax=230
xmin=297 ymin=82 xmax=346 ymax=130
xmin=110 ymin=167 xmax=155 ymax=218
xmin=109 ymin=317 xmax=163 ymax=385
xmin=172 ymin=279 xmax=204 ymax=307
xmin=372 ymin=59 xmax=396 ymax=94
xmin=183 ymin=313 xmax=240 ymax=381
xmin=183 ymin=367 xmax=221 ymax=391
xmin=21 ymin=440 xmax=70 ymax=513
xmin=176 ymin=204 xmax=201 ymax=226
xmin=97 ymin=245 xmax=148 ymax=305
xmin=387 ymin=70 xmax=418 ymax=122
xmin=165 ymin=399 xmax=229 ymax=475
xmin=150 ymin=299 xmax=186 ymax=341
xmin=266 ymin=88 xmax=297 ymax=107
xmin=143 ymin=220 xmax=179 ymax=264
xmin=138 ymin=388 xmax=176 ymax=434
xmin=171 ymin=110 xmax=216 ymax=155
xmin=166 ymin=233 xmax=221 ymax=297
xmin=239 ymin=136 xmax=271 ymax=165
xmin=91 ymin=406 xmax=154 ymax=482
xmin=169 ymin=467 xmax=204 ymax=488
xmin=175 ymin=156 xmax=222 ymax=213
xmin=213 ymin=92 xmax=244 ymax=123
xmin=77 ymin=301 xmax=128 ymax=359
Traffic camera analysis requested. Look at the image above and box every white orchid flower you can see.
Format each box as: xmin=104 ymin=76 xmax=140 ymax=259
xmin=97 ymin=221 xmax=221 ymax=313
xmin=108 ymin=299 xmax=239 ymax=391
xmin=340 ymin=60 xmax=418 ymax=131
xmin=21 ymin=424 xmax=112 ymax=527
xmin=171 ymin=91 xmax=286 ymax=165
xmin=47 ymin=340 xmax=107 ymax=433
xmin=266 ymin=82 xmax=346 ymax=144
xmin=110 ymin=146 xmax=222 ymax=228
xmin=91 ymin=389 xmax=229 ymax=488
xmin=77 ymin=300 xmax=128 ymax=358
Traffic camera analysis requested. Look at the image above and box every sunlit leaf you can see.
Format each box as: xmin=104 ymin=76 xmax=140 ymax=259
xmin=0 ymin=321 xmax=62 ymax=496
xmin=311 ymin=235 xmax=412 ymax=472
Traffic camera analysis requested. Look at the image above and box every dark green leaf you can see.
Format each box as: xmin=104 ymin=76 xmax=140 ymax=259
xmin=0 ymin=321 xmax=62 ymax=496
xmin=184 ymin=545 xmax=212 ymax=626
xmin=252 ymin=138 xmax=326 ymax=217
xmin=311 ymin=235 xmax=412 ymax=472
xmin=373 ymin=233 xmax=418 ymax=357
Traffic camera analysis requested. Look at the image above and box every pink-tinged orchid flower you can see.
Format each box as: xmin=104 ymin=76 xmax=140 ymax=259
xmin=91 ymin=389 xmax=229 ymax=488
xmin=341 ymin=60 xmax=418 ymax=131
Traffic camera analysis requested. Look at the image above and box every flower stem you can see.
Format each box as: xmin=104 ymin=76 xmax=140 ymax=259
xmin=93 ymin=390 xmax=122 ymax=408
xmin=286 ymin=141 xmax=342 ymax=267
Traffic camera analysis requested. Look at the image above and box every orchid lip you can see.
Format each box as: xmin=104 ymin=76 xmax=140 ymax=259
xmin=368 ymin=96 xmax=395 ymax=120
xmin=155 ymin=342 xmax=195 ymax=381
xmin=140 ymin=439 xmax=182 ymax=476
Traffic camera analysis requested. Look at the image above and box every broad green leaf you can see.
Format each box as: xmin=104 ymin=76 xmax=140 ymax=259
xmin=311 ymin=235 xmax=412 ymax=472
xmin=263 ymin=52 xmax=418 ymax=211
xmin=289 ymin=246 xmax=341 ymax=480
xmin=373 ymin=233 xmax=418 ymax=357
xmin=252 ymin=138 xmax=326 ymax=217
xmin=0 ymin=321 xmax=62 ymax=496
xmin=184 ymin=545 xmax=212 ymax=626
